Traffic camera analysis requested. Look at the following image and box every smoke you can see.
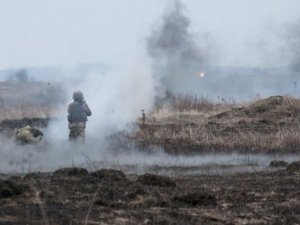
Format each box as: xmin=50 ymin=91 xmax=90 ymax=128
xmin=3 ymin=1 xmax=300 ymax=174
xmin=146 ymin=0 xmax=300 ymax=100
xmin=285 ymin=19 xmax=300 ymax=72
xmin=147 ymin=0 xmax=216 ymax=95
xmin=46 ymin=65 xmax=156 ymax=143
xmin=0 ymin=63 xmax=158 ymax=174
xmin=9 ymin=2 xmax=203 ymax=171
xmin=1 ymin=136 xmax=299 ymax=175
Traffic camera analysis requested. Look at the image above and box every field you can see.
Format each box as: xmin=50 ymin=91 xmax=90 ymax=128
xmin=1 ymin=84 xmax=300 ymax=224
xmin=1 ymin=165 xmax=300 ymax=224
xmin=0 ymin=81 xmax=64 ymax=119
xmin=134 ymin=94 xmax=300 ymax=154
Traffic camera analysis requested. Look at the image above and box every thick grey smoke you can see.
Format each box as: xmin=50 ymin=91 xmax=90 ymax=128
xmin=148 ymin=1 xmax=205 ymax=67
xmin=46 ymin=65 xmax=156 ymax=145
xmin=147 ymin=0 xmax=214 ymax=95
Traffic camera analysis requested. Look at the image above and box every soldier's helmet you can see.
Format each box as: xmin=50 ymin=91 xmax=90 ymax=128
xmin=72 ymin=91 xmax=84 ymax=100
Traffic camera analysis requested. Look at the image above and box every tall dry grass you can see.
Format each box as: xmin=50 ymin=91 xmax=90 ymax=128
xmin=136 ymin=94 xmax=300 ymax=154
xmin=154 ymin=92 xmax=241 ymax=113
xmin=0 ymin=98 xmax=59 ymax=120
xmin=0 ymin=81 xmax=65 ymax=120
xmin=150 ymin=93 xmax=246 ymax=124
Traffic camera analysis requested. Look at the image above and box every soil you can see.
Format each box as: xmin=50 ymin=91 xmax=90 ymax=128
xmin=1 ymin=167 xmax=300 ymax=224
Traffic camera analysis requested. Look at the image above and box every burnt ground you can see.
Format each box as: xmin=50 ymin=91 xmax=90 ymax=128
xmin=1 ymin=167 xmax=300 ymax=224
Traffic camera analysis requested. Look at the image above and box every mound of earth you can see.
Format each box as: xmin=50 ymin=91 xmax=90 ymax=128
xmin=53 ymin=167 xmax=88 ymax=177
xmin=173 ymin=191 xmax=217 ymax=207
xmin=136 ymin=173 xmax=176 ymax=187
xmin=211 ymin=95 xmax=300 ymax=120
xmin=246 ymin=96 xmax=286 ymax=116
xmin=90 ymin=169 xmax=127 ymax=182
xmin=269 ymin=160 xmax=289 ymax=168
xmin=287 ymin=161 xmax=300 ymax=174
xmin=0 ymin=179 xmax=32 ymax=198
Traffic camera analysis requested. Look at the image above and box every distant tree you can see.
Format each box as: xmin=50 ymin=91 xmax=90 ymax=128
xmin=7 ymin=69 xmax=29 ymax=82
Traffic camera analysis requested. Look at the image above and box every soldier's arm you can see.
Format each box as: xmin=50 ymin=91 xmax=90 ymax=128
xmin=26 ymin=135 xmax=42 ymax=143
xmin=83 ymin=102 xmax=92 ymax=116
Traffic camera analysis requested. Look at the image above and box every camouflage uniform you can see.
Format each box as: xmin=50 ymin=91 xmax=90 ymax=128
xmin=68 ymin=91 xmax=92 ymax=142
xmin=15 ymin=125 xmax=43 ymax=144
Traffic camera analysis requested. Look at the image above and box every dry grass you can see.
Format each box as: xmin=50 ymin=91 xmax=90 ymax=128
xmin=135 ymin=94 xmax=300 ymax=154
xmin=151 ymin=93 xmax=248 ymax=123
xmin=1 ymin=81 xmax=300 ymax=154
xmin=0 ymin=102 xmax=58 ymax=120
xmin=0 ymin=81 xmax=65 ymax=120
xmin=154 ymin=92 xmax=244 ymax=114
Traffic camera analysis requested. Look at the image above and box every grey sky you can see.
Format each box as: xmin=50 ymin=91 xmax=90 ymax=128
xmin=0 ymin=0 xmax=300 ymax=69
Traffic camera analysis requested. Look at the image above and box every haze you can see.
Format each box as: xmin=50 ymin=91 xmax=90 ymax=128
xmin=1 ymin=0 xmax=300 ymax=69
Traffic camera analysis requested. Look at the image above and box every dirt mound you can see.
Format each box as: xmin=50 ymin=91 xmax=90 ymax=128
xmin=136 ymin=173 xmax=176 ymax=187
xmin=287 ymin=161 xmax=300 ymax=174
xmin=173 ymin=191 xmax=217 ymax=207
xmin=211 ymin=95 xmax=300 ymax=120
xmin=269 ymin=160 xmax=289 ymax=168
xmin=53 ymin=167 xmax=88 ymax=177
xmin=246 ymin=96 xmax=285 ymax=115
xmin=0 ymin=179 xmax=31 ymax=198
xmin=90 ymin=169 xmax=127 ymax=182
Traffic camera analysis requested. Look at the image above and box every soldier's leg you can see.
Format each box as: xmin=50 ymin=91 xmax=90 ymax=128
xmin=77 ymin=129 xmax=86 ymax=144
xmin=69 ymin=129 xmax=78 ymax=142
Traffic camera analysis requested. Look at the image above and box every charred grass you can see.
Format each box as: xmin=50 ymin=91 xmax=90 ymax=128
xmin=1 ymin=167 xmax=300 ymax=224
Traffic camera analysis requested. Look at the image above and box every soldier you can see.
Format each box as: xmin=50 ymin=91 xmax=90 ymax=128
xmin=15 ymin=125 xmax=43 ymax=144
xmin=67 ymin=91 xmax=92 ymax=142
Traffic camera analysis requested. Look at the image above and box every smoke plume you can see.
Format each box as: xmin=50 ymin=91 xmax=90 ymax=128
xmin=47 ymin=65 xmax=156 ymax=143
xmin=147 ymin=0 xmax=214 ymax=95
